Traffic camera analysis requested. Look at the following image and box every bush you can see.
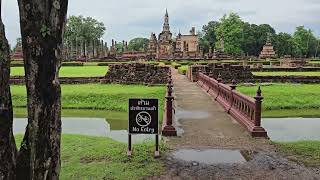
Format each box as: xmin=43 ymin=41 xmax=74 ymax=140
xmin=62 ymin=62 xmax=84 ymax=66
xmin=178 ymin=66 xmax=188 ymax=75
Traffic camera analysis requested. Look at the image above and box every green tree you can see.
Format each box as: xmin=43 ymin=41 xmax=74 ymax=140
xmin=128 ymin=37 xmax=149 ymax=51
xmin=274 ymin=32 xmax=294 ymax=57
xmin=292 ymin=26 xmax=317 ymax=57
xmin=215 ymin=13 xmax=244 ymax=55
xmin=199 ymin=21 xmax=219 ymax=53
xmin=64 ymin=15 xmax=106 ymax=45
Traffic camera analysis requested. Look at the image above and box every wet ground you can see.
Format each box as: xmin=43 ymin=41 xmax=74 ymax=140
xmin=151 ymin=69 xmax=320 ymax=180
xmin=263 ymin=118 xmax=320 ymax=141
xmin=13 ymin=117 xmax=157 ymax=143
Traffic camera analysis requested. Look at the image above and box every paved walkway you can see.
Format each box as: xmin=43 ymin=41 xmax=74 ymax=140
xmin=169 ymin=69 xmax=270 ymax=150
xmin=151 ymin=69 xmax=319 ymax=180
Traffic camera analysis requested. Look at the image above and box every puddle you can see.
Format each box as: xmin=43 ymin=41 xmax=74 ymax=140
xmin=172 ymin=149 xmax=247 ymax=164
xmin=13 ymin=117 xmax=158 ymax=144
xmin=262 ymin=118 xmax=320 ymax=142
xmin=175 ymin=107 xmax=209 ymax=120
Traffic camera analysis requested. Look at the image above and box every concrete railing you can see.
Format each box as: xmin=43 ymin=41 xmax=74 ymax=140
xmin=197 ymin=72 xmax=268 ymax=138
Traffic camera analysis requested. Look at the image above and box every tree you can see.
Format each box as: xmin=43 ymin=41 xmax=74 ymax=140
xmin=0 ymin=1 xmax=17 ymax=178
xmin=274 ymin=32 xmax=294 ymax=57
xmin=292 ymin=26 xmax=317 ymax=57
xmin=16 ymin=0 xmax=68 ymax=179
xmin=199 ymin=21 xmax=219 ymax=53
xmin=64 ymin=15 xmax=106 ymax=45
xmin=215 ymin=13 xmax=244 ymax=55
xmin=128 ymin=37 xmax=149 ymax=51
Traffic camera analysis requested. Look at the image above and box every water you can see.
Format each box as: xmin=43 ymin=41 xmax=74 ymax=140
xmin=172 ymin=149 xmax=246 ymax=164
xmin=262 ymin=118 xmax=320 ymax=142
xmin=13 ymin=109 xmax=158 ymax=144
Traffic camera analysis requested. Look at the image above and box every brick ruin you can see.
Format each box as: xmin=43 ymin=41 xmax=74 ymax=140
xmin=102 ymin=63 xmax=170 ymax=84
xmin=187 ymin=64 xmax=254 ymax=83
xmin=259 ymin=33 xmax=276 ymax=59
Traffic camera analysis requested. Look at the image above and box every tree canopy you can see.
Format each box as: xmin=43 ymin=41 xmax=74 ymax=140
xmin=64 ymin=15 xmax=106 ymax=45
xmin=199 ymin=13 xmax=320 ymax=58
xmin=128 ymin=37 xmax=149 ymax=51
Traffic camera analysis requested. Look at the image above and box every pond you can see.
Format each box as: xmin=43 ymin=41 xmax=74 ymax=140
xmin=13 ymin=108 xmax=158 ymax=144
xmin=262 ymin=118 xmax=320 ymax=142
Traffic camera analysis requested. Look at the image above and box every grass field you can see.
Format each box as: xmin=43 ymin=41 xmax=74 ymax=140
xmin=15 ymin=134 xmax=166 ymax=180
xmin=178 ymin=65 xmax=188 ymax=75
xmin=11 ymin=84 xmax=166 ymax=111
xmin=252 ymin=71 xmax=320 ymax=76
xmin=11 ymin=66 xmax=108 ymax=77
xmin=274 ymin=141 xmax=320 ymax=167
xmin=238 ymin=84 xmax=320 ymax=117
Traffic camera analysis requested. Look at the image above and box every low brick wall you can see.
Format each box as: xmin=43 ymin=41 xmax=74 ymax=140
xmin=251 ymin=67 xmax=320 ymax=72
xmin=187 ymin=64 xmax=320 ymax=84
xmin=102 ymin=63 xmax=169 ymax=84
xmin=187 ymin=64 xmax=254 ymax=83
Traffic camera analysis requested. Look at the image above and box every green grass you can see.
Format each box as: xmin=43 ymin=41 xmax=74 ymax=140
xmin=15 ymin=134 xmax=166 ymax=180
xmin=238 ymin=84 xmax=320 ymax=117
xmin=178 ymin=65 xmax=188 ymax=75
xmin=12 ymin=84 xmax=166 ymax=111
xmin=11 ymin=84 xmax=166 ymax=121
xmin=274 ymin=141 xmax=320 ymax=167
xmin=11 ymin=66 xmax=108 ymax=77
xmin=252 ymin=71 xmax=320 ymax=76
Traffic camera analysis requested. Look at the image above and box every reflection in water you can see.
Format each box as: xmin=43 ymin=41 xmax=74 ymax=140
xmin=263 ymin=118 xmax=320 ymax=142
xmin=172 ymin=149 xmax=246 ymax=164
xmin=13 ymin=117 xmax=158 ymax=144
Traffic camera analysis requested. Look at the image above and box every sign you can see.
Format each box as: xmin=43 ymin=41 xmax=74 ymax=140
xmin=129 ymin=99 xmax=158 ymax=134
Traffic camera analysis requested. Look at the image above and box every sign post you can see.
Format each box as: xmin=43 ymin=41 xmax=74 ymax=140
xmin=128 ymin=99 xmax=159 ymax=157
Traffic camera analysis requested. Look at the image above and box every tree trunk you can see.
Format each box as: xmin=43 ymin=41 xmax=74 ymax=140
xmin=0 ymin=1 xmax=17 ymax=179
xmin=16 ymin=0 xmax=68 ymax=179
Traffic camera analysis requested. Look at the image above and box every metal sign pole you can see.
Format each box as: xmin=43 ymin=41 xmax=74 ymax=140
xmin=127 ymin=134 xmax=132 ymax=157
xmin=154 ymin=134 xmax=160 ymax=158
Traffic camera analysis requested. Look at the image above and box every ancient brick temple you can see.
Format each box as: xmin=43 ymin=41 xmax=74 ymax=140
xmin=259 ymin=33 xmax=277 ymax=59
xmin=11 ymin=39 xmax=23 ymax=60
xmin=147 ymin=9 xmax=200 ymax=59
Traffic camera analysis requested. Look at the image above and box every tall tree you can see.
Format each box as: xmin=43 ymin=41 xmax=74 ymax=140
xmin=16 ymin=0 xmax=68 ymax=179
xmin=64 ymin=15 xmax=106 ymax=45
xmin=274 ymin=32 xmax=294 ymax=57
xmin=292 ymin=26 xmax=317 ymax=57
xmin=128 ymin=37 xmax=149 ymax=51
xmin=0 ymin=1 xmax=17 ymax=178
xmin=199 ymin=21 xmax=219 ymax=53
xmin=215 ymin=13 xmax=244 ymax=55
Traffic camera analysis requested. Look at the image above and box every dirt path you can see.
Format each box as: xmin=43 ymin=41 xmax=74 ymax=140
xmin=151 ymin=69 xmax=320 ymax=180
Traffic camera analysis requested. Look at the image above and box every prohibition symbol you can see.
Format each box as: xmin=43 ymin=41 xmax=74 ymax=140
xmin=136 ymin=111 xmax=152 ymax=127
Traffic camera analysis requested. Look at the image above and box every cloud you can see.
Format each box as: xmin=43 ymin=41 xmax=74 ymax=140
xmin=2 ymin=0 xmax=320 ymax=47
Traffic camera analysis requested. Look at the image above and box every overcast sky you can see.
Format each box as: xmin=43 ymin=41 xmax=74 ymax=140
xmin=2 ymin=0 xmax=320 ymax=46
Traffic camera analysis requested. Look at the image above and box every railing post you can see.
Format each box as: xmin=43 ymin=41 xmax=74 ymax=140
xmin=254 ymin=86 xmax=263 ymax=127
xmin=228 ymin=79 xmax=237 ymax=112
xmin=252 ymin=86 xmax=268 ymax=137
xmin=162 ymin=72 xmax=177 ymax=136
xmin=215 ymin=74 xmax=222 ymax=100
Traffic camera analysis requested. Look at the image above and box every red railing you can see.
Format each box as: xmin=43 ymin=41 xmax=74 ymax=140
xmin=197 ymin=72 xmax=267 ymax=138
xmin=162 ymin=70 xmax=177 ymax=136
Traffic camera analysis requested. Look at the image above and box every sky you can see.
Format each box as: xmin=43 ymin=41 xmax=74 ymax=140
xmin=2 ymin=0 xmax=320 ymax=47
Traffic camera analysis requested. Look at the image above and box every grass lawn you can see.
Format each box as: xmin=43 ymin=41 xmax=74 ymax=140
xmin=252 ymin=71 xmax=320 ymax=76
xmin=15 ymin=134 xmax=166 ymax=180
xmin=237 ymin=84 xmax=320 ymax=117
xmin=12 ymin=84 xmax=165 ymax=111
xmin=178 ymin=65 xmax=188 ymax=75
xmin=274 ymin=141 xmax=320 ymax=167
xmin=11 ymin=66 xmax=108 ymax=77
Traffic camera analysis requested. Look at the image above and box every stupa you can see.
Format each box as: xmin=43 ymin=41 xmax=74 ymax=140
xmin=11 ymin=39 xmax=23 ymax=60
xmin=259 ymin=33 xmax=276 ymax=59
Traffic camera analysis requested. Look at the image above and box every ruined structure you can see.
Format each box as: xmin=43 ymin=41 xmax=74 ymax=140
xmin=259 ymin=33 xmax=277 ymax=59
xmin=280 ymin=55 xmax=306 ymax=67
xmin=11 ymin=39 xmax=23 ymax=60
xmin=147 ymin=9 xmax=200 ymax=60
